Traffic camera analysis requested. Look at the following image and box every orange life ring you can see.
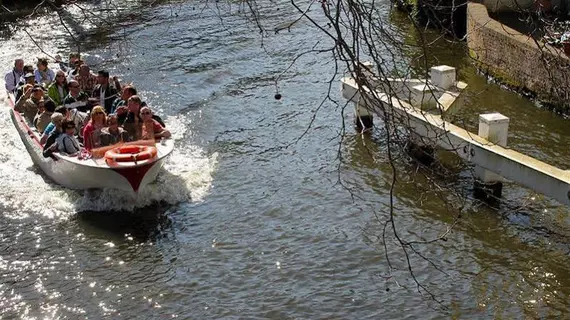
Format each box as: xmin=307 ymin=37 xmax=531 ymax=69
xmin=104 ymin=145 xmax=158 ymax=163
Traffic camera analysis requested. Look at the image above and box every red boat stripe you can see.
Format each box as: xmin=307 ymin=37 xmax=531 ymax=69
xmin=110 ymin=161 xmax=157 ymax=192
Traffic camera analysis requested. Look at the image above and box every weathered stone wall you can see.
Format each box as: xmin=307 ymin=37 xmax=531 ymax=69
xmin=467 ymin=2 xmax=570 ymax=110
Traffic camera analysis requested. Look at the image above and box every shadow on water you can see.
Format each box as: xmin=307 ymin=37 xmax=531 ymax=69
xmin=69 ymin=169 xmax=192 ymax=242
xmin=74 ymin=201 xmax=174 ymax=243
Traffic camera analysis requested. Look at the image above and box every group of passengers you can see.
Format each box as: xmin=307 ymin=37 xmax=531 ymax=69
xmin=4 ymin=54 xmax=171 ymax=158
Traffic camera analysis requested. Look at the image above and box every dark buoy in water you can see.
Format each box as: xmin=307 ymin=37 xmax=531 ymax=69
xmin=274 ymin=93 xmax=282 ymax=100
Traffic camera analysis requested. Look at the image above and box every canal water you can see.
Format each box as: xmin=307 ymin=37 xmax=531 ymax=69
xmin=1 ymin=1 xmax=570 ymax=318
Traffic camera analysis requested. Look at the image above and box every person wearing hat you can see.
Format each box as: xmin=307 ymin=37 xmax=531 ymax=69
xmin=4 ymin=59 xmax=24 ymax=92
xmin=15 ymin=85 xmax=45 ymax=124
xmin=14 ymin=71 xmax=37 ymax=102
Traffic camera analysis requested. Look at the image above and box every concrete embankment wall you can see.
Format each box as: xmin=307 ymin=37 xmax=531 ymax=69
xmin=467 ymin=2 xmax=570 ymax=111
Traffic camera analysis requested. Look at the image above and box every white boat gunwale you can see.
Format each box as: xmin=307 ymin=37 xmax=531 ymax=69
xmin=5 ymin=91 xmax=175 ymax=193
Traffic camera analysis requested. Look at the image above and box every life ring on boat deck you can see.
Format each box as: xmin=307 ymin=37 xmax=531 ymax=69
xmin=104 ymin=145 xmax=158 ymax=163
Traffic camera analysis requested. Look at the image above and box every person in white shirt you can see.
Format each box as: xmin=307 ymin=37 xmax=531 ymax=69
xmin=4 ymin=59 xmax=25 ymax=92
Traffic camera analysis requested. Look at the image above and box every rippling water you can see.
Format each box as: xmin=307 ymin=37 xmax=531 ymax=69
xmin=1 ymin=1 xmax=570 ymax=318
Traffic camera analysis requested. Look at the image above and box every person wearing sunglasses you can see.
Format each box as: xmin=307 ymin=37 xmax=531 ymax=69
xmin=62 ymin=80 xmax=89 ymax=111
xmin=82 ymin=106 xmax=107 ymax=150
xmin=56 ymin=120 xmax=82 ymax=156
xmin=47 ymin=70 xmax=69 ymax=105
xmin=140 ymin=106 xmax=171 ymax=140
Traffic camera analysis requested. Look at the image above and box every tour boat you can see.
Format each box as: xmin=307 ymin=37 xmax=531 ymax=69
xmin=6 ymin=93 xmax=174 ymax=194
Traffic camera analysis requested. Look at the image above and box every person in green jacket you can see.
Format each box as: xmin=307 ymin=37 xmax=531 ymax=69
xmin=47 ymin=70 xmax=69 ymax=105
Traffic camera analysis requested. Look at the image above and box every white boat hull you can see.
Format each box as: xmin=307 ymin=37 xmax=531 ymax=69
xmin=8 ymin=95 xmax=174 ymax=194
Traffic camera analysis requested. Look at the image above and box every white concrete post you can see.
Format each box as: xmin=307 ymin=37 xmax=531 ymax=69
xmin=430 ymin=65 xmax=456 ymax=90
xmin=474 ymin=113 xmax=510 ymax=200
xmin=410 ymin=83 xmax=438 ymax=108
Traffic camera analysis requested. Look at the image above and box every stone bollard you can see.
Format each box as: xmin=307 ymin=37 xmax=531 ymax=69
xmin=473 ymin=113 xmax=509 ymax=202
xmin=430 ymin=65 xmax=456 ymax=90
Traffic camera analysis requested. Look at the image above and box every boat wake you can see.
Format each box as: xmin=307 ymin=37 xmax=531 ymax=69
xmin=0 ymin=94 xmax=216 ymax=217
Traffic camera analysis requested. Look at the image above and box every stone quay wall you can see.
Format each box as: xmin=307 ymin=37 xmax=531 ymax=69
xmin=467 ymin=2 xmax=570 ymax=111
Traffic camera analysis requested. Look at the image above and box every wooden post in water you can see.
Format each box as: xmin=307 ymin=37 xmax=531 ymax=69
xmin=354 ymin=99 xmax=373 ymax=131
xmin=474 ymin=113 xmax=510 ymax=202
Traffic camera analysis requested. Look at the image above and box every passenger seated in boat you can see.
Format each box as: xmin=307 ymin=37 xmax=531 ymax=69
xmin=32 ymin=99 xmax=44 ymax=128
xmin=62 ymin=79 xmax=89 ymax=110
xmin=34 ymin=99 xmax=57 ymax=134
xmin=92 ymin=70 xmax=120 ymax=114
xmin=40 ymin=112 xmax=64 ymax=144
xmin=100 ymin=114 xmax=128 ymax=146
xmin=17 ymin=65 xmax=34 ymax=84
xmin=47 ymin=71 xmax=68 ymax=105
xmin=140 ymin=106 xmax=171 ymax=140
xmin=67 ymin=58 xmax=82 ymax=81
xmin=111 ymin=85 xmax=142 ymax=113
xmin=17 ymin=65 xmax=34 ymax=83
xmin=65 ymin=104 xmax=88 ymax=138
xmin=42 ymin=114 xmax=64 ymax=158
xmin=4 ymin=59 xmax=25 ymax=92
xmin=118 ymin=95 xmax=143 ymax=141
xmin=74 ymin=64 xmax=97 ymax=96
xmin=56 ymin=120 xmax=82 ymax=156
xmin=42 ymin=105 xmax=67 ymax=138
xmin=14 ymin=73 xmax=36 ymax=102
xmin=82 ymin=105 xmax=106 ymax=150
xmin=117 ymin=94 xmax=166 ymax=136
xmin=54 ymin=53 xmax=77 ymax=73
xmin=34 ymin=58 xmax=56 ymax=87
xmin=15 ymin=85 xmax=45 ymax=124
